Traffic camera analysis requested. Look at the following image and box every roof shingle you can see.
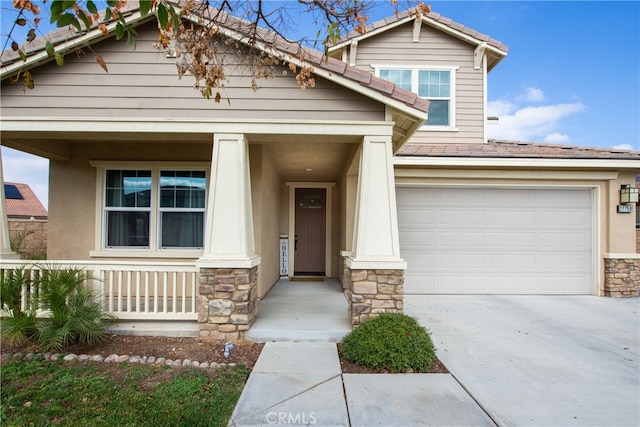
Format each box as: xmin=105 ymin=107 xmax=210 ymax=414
xmin=4 ymin=182 xmax=48 ymax=219
xmin=397 ymin=140 xmax=640 ymax=160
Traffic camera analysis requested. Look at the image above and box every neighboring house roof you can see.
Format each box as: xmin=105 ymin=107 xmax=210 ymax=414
xmin=397 ymin=139 xmax=640 ymax=160
xmin=4 ymin=182 xmax=48 ymax=219
xmin=328 ymin=8 xmax=508 ymax=71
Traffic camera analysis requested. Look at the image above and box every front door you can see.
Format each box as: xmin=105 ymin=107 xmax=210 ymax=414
xmin=294 ymin=188 xmax=326 ymax=275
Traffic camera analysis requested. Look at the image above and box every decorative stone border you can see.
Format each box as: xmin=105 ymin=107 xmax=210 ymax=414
xmin=0 ymin=351 xmax=237 ymax=369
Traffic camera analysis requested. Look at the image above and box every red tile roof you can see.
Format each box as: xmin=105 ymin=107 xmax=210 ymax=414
xmin=4 ymin=182 xmax=48 ymax=219
xmin=397 ymin=140 xmax=640 ymax=160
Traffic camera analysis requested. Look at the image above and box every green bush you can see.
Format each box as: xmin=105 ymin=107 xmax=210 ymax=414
xmin=1 ymin=266 xmax=116 ymax=351
xmin=0 ymin=267 xmax=37 ymax=345
xmin=34 ymin=267 xmax=117 ymax=351
xmin=341 ymin=313 xmax=436 ymax=373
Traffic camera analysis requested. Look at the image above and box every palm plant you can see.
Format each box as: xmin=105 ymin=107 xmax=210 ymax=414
xmin=33 ymin=266 xmax=117 ymax=351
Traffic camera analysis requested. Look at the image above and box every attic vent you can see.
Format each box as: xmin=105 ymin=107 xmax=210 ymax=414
xmin=4 ymin=184 xmax=23 ymax=200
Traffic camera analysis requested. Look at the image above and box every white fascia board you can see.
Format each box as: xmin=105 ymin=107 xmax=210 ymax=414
xmin=394 ymin=156 xmax=640 ymax=170
xmin=604 ymin=253 xmax=640 ymax=259
xmin=0 ymin=12 xmax=153 ymax=79
xmin=0 ymin=117 xmax=394 ymax=136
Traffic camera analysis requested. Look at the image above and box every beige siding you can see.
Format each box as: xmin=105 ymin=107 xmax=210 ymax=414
xmin=1 ymin=23 xmax=384 ymax=121
xmin=352 ymin=22 xmax=485 ymax=144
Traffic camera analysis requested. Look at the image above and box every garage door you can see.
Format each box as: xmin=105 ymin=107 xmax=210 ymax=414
xmin=397 ymin=187 xmax=593 ymax=294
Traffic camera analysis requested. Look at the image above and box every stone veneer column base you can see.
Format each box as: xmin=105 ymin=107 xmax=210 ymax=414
xmin=604 ymin=258 xmax=640 ymax=298
xmin=197 ymin=267 xmax=258 ymax=340
xmin=346 ymin=268 xmax=404 ymax=327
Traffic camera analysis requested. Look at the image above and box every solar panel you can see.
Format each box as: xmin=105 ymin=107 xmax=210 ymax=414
xmin=4 ymin=184 xmax=23 ymax=200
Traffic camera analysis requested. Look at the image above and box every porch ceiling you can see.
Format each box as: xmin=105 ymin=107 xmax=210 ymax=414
xmin=258 ymin=140 xmax=357 ymax=182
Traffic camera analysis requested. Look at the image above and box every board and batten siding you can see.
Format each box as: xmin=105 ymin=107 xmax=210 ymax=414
xmin=1 ymin=23 xmax=384 ymax=122
xmin=351 ymin=22 xmax=485 ymax=144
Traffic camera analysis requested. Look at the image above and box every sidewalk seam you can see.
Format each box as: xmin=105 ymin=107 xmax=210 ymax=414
xmin=449 ymin=371 xmax=500 ymax=427
xmin=340 ymin=374 xmax=352 ymax=427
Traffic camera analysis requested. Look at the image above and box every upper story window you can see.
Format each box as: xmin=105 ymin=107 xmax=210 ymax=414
xmin=377 ymin=66 xmax=457 ymax=129
xmin=103 ymin=168 xmax=206 ymax=250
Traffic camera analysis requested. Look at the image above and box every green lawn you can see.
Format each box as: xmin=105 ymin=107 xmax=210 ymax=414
xmin=0 ymin=358 xmax=249 ymax=427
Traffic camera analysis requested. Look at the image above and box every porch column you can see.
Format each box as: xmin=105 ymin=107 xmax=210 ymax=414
xmin=346 ymin=135 xmax=405 ymax=326
xmin=196 ymin=133 xmax=260 ymax=340
xmin=0 ymin=147 xmax=20 ymax=260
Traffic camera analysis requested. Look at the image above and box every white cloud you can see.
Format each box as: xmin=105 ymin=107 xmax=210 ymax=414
xmin=543 ymin=133 xmax=571 ymax=143
xmin=487 ymin=99 xmax=516 ymax=117
xmin=611 ymin=144 xmax=633 ymax=151
xmin=1 ymin=147 xmax=49 ymax=209
xmin=518 ymin=87 xmax=545 ymax=102
xmin=487 ymin=101 xmax=585 ymax=142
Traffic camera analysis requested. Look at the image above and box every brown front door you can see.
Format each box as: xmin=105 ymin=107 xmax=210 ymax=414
xmin=294 ymin=188 xmax=326 ymax=275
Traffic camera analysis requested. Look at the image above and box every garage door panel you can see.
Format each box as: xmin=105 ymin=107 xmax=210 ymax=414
xmin=488 ymin=210 xmax=537 ymax=226
xmin=540 ymin=231 xmax=590 ymax=248
xmin=438 ymin=276 xmax=486 ymax=291
xmin=438 ymin=210 xmax=486 ymax=226
xmin=489 ymin=232 xmax=537 ymax=248
xmin=397 ymin=208 xmax=435 ymax=226
xmin=487 ymin=253 xmax=537 ymax=269
xmin=436 ymin=231 xmax=485 ymax=248
xmin=397 ymin=187 xmax=593 ymax=295
xmin=399 ymin=230 xmax=434 ymax=247
xmin=437 ymin=253 xmax=485 ymax=269
xmin=538 ymin=210 xmax=591 ymax=227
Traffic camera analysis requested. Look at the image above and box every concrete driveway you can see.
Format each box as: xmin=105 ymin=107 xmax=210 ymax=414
xmin=406 ymin=295 xmax=640 ymax=427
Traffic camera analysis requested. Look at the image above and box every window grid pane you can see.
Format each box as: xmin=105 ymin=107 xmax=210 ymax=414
xmin=380 ymin=69 xmax=412 ymax=91
xmin=160 ymin=171 xmax=206 ymax=209
xmin=105 ymin=170 xmax=151 ymax=208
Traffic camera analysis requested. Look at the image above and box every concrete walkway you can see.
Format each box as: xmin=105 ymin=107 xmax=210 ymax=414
xmin=246 ymin=279 xmax=351 ymax=342
xmin=228 ymin=342 xmax=494 ymax=427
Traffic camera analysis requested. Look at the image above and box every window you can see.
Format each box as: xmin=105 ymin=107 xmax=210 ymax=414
xmin=378 ymin=66 xmax=456 ymax=128
xmin=103 ymin=168 xmax=206 ymax=250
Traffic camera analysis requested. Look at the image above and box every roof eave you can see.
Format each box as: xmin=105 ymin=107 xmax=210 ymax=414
xmin=394 ymin=156 xmax=640 ymax=170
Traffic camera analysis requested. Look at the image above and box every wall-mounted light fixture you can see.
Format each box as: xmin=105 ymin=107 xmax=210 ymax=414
xmin=620 ymin=184 xmax=639 ymax=204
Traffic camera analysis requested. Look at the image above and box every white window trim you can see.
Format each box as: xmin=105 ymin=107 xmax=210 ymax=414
xmin=90 ymin=161 xmax=209 ymax=258
xmin=373 ymin=64 xmax=459 ymax=131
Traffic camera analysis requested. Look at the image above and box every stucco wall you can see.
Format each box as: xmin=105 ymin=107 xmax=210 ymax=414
xmin=8 ymin=219 xmax=47 ymax=259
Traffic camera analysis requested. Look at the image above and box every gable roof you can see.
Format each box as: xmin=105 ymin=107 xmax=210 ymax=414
xmin=397 ymin=139 xmax=640 ymax=161
xmin=0 ymin=0 xmax=428 ymax=118
xmin=4 ymin=182 xmax=48 ymax=219
xmin=328 ymin=8 xmax=508 ymax=71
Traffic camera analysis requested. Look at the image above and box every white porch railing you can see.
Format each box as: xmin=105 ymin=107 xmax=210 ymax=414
xmin=0 ymin=260 xmax=199 ymax=321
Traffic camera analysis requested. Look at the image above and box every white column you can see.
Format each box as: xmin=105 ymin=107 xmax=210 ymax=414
xmin=347 ymin=135 xmax=406 ymax=270
xmin=0 ymin=147 xmax=20 ymax=259
xmin=197 ymin=134 xmax=260 ymax=268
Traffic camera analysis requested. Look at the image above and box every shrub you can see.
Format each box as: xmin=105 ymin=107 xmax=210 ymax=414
xmin=341 ymin=313 xmax=436 ymax=373
xmin=33 ymin=266 xmax=117 ymax=351
xmin=0 ymin=267 xmax=37 ymax=345
xmin=1 ymin=266 xmax=116 ymax=351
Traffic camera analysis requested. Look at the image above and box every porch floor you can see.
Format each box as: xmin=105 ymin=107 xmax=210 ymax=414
xmin=246 ymin=278 xmax=352 ymax=342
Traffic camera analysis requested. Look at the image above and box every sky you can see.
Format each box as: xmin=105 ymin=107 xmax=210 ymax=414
xmin=1 ymin=0 xmax=639 ymax=209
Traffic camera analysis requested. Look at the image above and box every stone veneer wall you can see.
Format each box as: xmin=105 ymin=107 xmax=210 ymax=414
xmin=604 ymin=258 xmax=640 ymax=298
xmin=197 ymin=267 xmax=258 ymax=340
xmin=345 ymin=268 xmax=404 ymax=326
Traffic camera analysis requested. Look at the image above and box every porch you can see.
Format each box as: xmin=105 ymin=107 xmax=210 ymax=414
xmin=247 ymin=278 xmax=351 ymax=342
xmin=0 ymin=261 xmax=352 ymax=341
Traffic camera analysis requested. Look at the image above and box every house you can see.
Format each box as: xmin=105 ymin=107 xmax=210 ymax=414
xmin=1 ymin=1 xmax=639 ymax=339
xmin=3 ymin=182 xmax=48 ymax=259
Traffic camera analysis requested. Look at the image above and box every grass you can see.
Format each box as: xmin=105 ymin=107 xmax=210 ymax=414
xmin=0 ymin=358 xmax=249 ymax=427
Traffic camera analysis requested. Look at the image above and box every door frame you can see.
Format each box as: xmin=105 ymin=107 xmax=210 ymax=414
xmin=286 ymin=182 xmax=335 ymax=277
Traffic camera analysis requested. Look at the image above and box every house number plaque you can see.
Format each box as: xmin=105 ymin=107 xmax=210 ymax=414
xmin=617 ymin=205 xmax=633 ymax=214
